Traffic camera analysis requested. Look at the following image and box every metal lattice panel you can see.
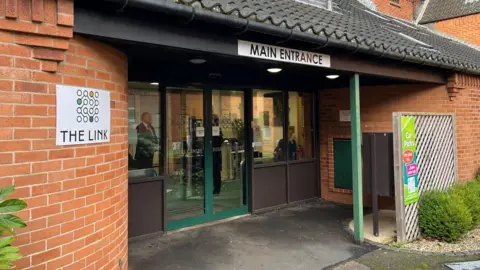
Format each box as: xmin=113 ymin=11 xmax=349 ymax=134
xmin=393 ymin=113 xmax=458 ymax=242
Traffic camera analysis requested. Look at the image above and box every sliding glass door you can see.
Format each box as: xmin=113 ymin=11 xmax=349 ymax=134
xmin=166 ymin=87 xmax=248 ymax=230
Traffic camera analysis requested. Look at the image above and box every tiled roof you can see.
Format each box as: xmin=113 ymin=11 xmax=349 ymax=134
xmin=419 ymin=0 xmax=480 ymax=24
xmin=171 ymin=0 xmax=480 ymax=73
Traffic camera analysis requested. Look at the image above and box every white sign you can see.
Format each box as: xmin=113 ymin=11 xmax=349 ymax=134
xmin=212 ymin=126 xmax=220 ymax=136
xmin=238 ymin=40 xmax=330 ymax=68
xmin=253 ymin=141 xmax=263 ymax=147
xmin=339 ymin=110 xmax=351 ymax=122
xmin=196 ymin=127 xmax=205 ymax=137
xmin=56 ymin=85 xmax=110 ymax=146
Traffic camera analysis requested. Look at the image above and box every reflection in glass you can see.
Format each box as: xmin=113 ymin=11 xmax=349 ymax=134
xmin=212 ymin=90 xmax=246 ymax=212
xmin=166 ymin=88 xmax=205 ymax=222
xmin=252 ymin=89 xmax=284 ymax=164
xmin=127 ymin=82 xmax=161 ymax=177
xmin=288 ymin=92 xmax=314 ymax=160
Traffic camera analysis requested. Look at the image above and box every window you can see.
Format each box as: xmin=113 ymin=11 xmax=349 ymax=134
xmin=128 ymin=82 xmax=162 ymax=177
xmin=252 ymin=89 xmax=284 ymax=164
xmin=288 ymin=92 xmax=314 ymax=161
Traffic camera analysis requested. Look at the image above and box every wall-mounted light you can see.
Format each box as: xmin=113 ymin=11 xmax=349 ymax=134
xmin=326 ymin=75 xmax=340 ymax=79
xmin=150 ymin=82 xmax=159 ymax=85
xmin=189 ymin=58 xmax=207 ymax=64
xmin=267 ymin=68 xmax=282 ymax=73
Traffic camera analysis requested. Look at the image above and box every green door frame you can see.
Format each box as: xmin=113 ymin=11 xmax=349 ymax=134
xmin=167 ymin=88 xmax=250 ymax=231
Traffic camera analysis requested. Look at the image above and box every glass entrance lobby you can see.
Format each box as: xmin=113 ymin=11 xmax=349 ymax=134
xmin=128 ymin=79 xmax=318 ymax=231
xmin=121 ymin=42 xmax=356 ymax=236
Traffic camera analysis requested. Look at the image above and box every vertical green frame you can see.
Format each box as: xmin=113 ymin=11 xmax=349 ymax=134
xmin=350 ymin=73 xmax=364 ymax=242
xmin=166 ymin=87 xmax=249 ymax=231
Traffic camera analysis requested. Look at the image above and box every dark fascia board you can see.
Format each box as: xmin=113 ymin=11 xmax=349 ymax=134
xmin=74 ymin=4 xmax=446 ymax=84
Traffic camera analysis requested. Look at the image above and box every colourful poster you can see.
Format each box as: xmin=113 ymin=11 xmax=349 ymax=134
xmin=401 ymin=116 xmax=419 ymax=205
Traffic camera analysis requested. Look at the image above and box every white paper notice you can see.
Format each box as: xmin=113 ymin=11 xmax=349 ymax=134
xmin=196 ymin=127 xmax=205 ymax=137
xmin=56 ymin=85 xmax=110 ymax=146
xmin=339 ymin=110 xmax=351 ymax=122
xmin=212 ymin=126 xmax=220 ymax=136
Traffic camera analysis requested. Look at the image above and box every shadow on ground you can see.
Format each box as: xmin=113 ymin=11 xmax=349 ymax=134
xmin=128 ymin=200 xmax=374 ymax=270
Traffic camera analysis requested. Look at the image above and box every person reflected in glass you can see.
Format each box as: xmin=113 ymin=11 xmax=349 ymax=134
xmin=135 ymin=112 xmax=159 ymax=169
xmin=274 ymin=138 xmax=285 ymax=162
xmin=212 ymin=114 xmax=223 ymax=196
xmin=288 ymin=134 xmax=297 ymax=161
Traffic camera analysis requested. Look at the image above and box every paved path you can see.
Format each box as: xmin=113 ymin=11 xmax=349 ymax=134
xmin=332 ymin=249 xmax=480 ymax=270
xmin=129 ymin=201 xmax=373 ymax=270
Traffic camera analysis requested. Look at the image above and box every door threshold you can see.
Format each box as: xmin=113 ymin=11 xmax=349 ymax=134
xmin=165 ymin=214 xmax=250 ymax=235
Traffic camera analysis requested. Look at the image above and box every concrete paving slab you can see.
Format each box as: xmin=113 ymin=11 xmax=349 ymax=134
xmin=348 ymin=210 xmax=396 ymax=244
xmin=445 ymin=260 xmax=480 ymax=270
xmin=129 ymin=200 xmax=373 ymax=270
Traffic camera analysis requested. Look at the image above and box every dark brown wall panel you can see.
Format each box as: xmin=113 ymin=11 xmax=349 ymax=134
xmin=253 ymin=165 xmax=287 ymax=210
xmin=128 ymin=181 xmax=164 ymax=238
xmin=289 ymin=161 xmax=318 ymax=202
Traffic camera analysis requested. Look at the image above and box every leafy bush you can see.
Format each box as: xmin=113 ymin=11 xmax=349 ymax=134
xmin=452 ymin=181 xmax=480 ymax=226
xmin=0 ymin=186 xmax=27 ymax=269
xmin=418 ymin=189 xmax=472 ymax=242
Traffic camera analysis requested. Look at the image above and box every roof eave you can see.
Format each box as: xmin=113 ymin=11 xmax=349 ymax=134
xmin=102 ymin=0 xmax=480 ymax=75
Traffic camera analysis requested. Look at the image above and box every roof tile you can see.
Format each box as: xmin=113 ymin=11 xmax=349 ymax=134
xmin=174 ymin=0 xmax=480 ymax=71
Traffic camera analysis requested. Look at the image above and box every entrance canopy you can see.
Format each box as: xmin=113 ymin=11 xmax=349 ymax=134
xmin=96 ymin=37 xmax=420 ymax=89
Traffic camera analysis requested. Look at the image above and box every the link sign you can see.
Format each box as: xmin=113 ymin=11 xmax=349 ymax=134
xmin=401 ymin=116 xmax=419 ymax=205
xmin=56 ymin=85 xmax=111 ymax=146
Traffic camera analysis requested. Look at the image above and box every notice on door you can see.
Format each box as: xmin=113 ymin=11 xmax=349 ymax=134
xmin=212 ymin=126 xmax=220 ymax=136
xmin=196 ymin=127 xmax=205 ymax=137
xmin=56 ymin=85 xmax=111 ymax=146
xmin=401 ymin=116 xmax=419 ymax=205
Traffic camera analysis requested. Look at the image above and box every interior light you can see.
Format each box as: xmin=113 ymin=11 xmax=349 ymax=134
xmin=267 ymin=68 xmax=282 ymax=73
xmin=326 ymin=75 xmax=340 ymax=79
xmin=189 ymin=58 xmax=207 ymax=64
xmin=150 ymin=82 xmax=159 ymax=85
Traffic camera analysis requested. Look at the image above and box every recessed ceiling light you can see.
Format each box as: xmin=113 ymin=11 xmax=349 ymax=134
xmin=267 ymin=68 xmax=282 ymax=73
xmin=150 ymin=82 xmax=159 ymax=85
xmin=189 ymin=58 xmax=206 ymax=64
xmin=326 ymin=75 xmax=339 ymax=79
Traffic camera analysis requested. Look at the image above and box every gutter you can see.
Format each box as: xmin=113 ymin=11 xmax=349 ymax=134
xmin=101 ymin=0 xmax=480 ymax=75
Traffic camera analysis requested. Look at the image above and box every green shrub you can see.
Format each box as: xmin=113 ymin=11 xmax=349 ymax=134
xmin=0 ymin=186 xmax=27 ymax=269
xmin=418 ymin=189 xmax=472 ymax=242
xmin=452 ymin=181 xmax=480 ymax=226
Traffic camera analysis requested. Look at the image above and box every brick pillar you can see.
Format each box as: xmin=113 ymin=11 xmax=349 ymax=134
xmin=0 ymin=1 xmax=129 ymax=269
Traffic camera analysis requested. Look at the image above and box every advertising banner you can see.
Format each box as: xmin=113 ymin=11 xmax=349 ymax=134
xmin=401 ymin=116 xmax=419 ymax=205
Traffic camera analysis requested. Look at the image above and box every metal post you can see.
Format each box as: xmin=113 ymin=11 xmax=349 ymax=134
xmin=371 ymin=135 xmax=379 ymax=237
xmin=350 ymin=73 xmax=364 ymax=243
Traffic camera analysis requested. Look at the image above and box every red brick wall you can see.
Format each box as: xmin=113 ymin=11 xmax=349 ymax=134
xmin=371 ymin=0 xmax=415 ymax=21
xmin=319 ymin=78 xmax=480 ymax=205
xmin=434 ymin=14 xmax=480 ymax=46
xmin=0 ymin=0 xmax=129 ymax=269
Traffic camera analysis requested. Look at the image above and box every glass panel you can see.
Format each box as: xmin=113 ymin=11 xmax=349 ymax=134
xmin=127 ymin=82 xmax=161 ymax=177
xmin=212 ymin=90 xmax=246 ymax=212
xmin=252 ymin=89 xmax=285 ymax=164
xmin=166 ymin=88 xmax=205 ymax=222
xmin=288 ymin=92 xmax=314 ymax=161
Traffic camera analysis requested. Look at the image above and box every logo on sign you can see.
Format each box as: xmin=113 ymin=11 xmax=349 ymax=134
xmin=403 ymin=149 xmax=414 ymax=164
xmin=76 ymin=90 xmax=100 ymax=123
